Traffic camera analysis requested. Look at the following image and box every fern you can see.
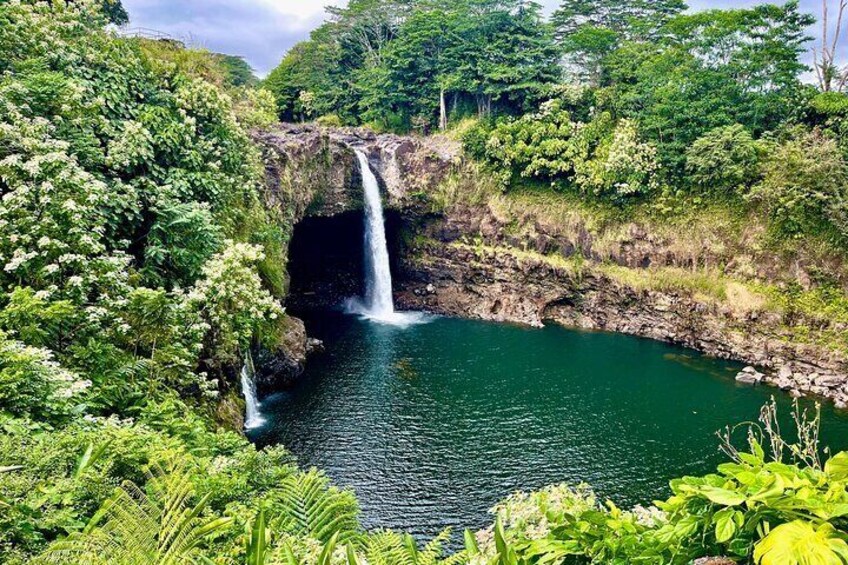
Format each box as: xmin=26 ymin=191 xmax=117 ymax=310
xmin=350 ymin=528 xmax=461 ymax=565
xmin=35 ymin=463 xmax=232 ymax=565
xmin=269 ymin=468 xmax=360 ymax=543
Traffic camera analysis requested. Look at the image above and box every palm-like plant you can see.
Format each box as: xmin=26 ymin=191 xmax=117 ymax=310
xmin=36 ymin=463 xmax=232 ymax=565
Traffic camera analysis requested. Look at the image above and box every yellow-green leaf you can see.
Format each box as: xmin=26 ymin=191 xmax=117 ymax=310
xmin=754 ymin=521 xmax=848 ymax=565
xmin=700 ymin=486 xmax=747 ymax=506
xmin=825 ymin=452 xmax=848 ymax=481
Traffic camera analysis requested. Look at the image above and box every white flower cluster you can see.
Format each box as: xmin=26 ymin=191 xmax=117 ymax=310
xmin=576 ymin=119 xmax=660 ymax=197
xmin=189 ymin=241 xmax=285 ymax=362
xmin=105 ymin=120 xmax=154 ymax=171
xmin=0 ymin=335 xmax=90 ymax=400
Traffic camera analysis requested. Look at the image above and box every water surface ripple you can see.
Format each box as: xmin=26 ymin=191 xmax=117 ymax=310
xmin=250 ymin=313 xmax=848 ymax=539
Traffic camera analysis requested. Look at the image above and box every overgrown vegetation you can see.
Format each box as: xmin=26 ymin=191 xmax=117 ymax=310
xmin=263 ymin=0 xmax=848 ymax=251
xmin=5 ymin=1 xmax=848 ymax=564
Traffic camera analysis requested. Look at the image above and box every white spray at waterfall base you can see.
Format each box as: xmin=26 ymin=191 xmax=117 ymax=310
xmin=345 ymin=150 xmax=428 ymax=327
xmin=240 ymin=353 xmax=265 ymax=430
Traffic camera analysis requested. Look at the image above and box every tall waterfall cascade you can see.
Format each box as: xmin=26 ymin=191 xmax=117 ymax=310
xmin=357 ymin=150 xmax=395 ymax=316
xmin=240 ymin=352 xmax=264 ymax=429
xmin=346 ymin=150 xmax=427 ymax=326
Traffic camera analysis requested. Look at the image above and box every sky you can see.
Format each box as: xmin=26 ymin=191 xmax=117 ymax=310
xmin=122 ymin=0 xmax=828 ymax=78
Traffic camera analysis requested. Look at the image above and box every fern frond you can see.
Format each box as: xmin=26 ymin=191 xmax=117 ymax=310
xmin=35 ymin=462 xmax=231 ymax=565
xmin=271 ymin=468 xmax=360 ymax=543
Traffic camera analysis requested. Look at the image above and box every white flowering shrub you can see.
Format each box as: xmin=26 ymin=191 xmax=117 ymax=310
xmin=483 ymin=99 xmax=580 ymax=186
xmin=574 ymin=119 xmax=660 ymax=198
xmin=0 ymin=330 xmax=87 ymax=424
xmin=478 ymin=104 xmax=658 ymax=200
xmin=189 ymin=242 xmax=285 ymax=368
xmin=233 ymin=87 xmax=279 ymax=129
xmin=0 ymin=0 xmax=287 ymax=410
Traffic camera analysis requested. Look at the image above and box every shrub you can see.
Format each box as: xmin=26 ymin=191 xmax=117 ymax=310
xmin=315 ymin=114 xmax=343 ymax=128
xmin=750 ymin=128 xmax=848 ymax=240
xmin=0 ymin=332 xmax=86 ymax=425
xmin=686 ymin=124 xmax=762 ymax=194
xmin=574 ymin=118 xmax=660 ymax=199
xmin=232 ymin=87 xmax=279 ymax=129
xmin=188 ymin=242 xmax=285 ymax=369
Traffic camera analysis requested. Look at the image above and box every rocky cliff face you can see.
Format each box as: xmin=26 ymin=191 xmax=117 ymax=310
xmin=254 ymin=123 xmax=458 ymax=216
xmin=254 ymin=123 xmax=848 ymax=408
xmin=396 ymin=234 xmax=848 ymax=407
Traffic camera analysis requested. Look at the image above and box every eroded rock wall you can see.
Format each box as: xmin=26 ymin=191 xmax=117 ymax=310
xmin=395 ymin=209 xmax=848 ymax=407
xmin=254 ymin=123 xmax=848 ymax=407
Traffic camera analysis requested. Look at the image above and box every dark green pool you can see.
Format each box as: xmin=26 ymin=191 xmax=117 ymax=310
xmin=249 ymin=312 xmax=848 ymax=539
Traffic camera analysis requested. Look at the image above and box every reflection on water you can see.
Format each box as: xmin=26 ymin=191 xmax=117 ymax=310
xmin=249 ymin=313 xmax=848 ymax=542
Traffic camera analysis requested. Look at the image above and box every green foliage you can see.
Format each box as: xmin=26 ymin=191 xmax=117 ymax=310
xmin=686 ymin=125 xmax=763 ymax=194
xmin=0 ymin=0 xmax=287 ymax=411
xmin=215 ymin=54 xmax=259 ymax=87
xmin=36 ymin=463 xmax=234 ymax=565
xmin=233 ymin=88 xmax=279 ymax=130
xmin=552 ymin=0 xmax=686 ymax=40
xmin=98 ymin=0 xmax=129 ymax=25
xmin=573 ymin=118 xmax=659 ymax=198
xmin=602 ymin=3 xmax=813 ymax=173
xmin=265 ymin=0 xmax=561 ymax=131
xmin=750 ymin=129 xmax=848 ymax=241
xmin=754 ymin=521 xmax=848 ymax=565
xmin=267 ymin=469 xmax=360 ymax=543
xmin=473 ymin=99 xmax=659 ymax=200
xmin=0 ymin=330 xmax=84 ymax=426
xmin=187 ymin=242 xmax=285 ymax=369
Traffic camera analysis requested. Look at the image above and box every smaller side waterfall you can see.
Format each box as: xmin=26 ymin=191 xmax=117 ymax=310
xmin=240 ymin=353 xmax=264 ymax=430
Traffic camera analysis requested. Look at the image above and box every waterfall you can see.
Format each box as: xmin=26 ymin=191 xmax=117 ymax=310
xmin=240 ymin=353 xmax=264 ymax=429
xmin=346 ymin=150 xmax=428 ymax=327
xmin=356 ymin=150 xmax=395 ymax=317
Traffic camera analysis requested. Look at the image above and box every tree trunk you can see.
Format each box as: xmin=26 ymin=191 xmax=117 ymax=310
xmin=439 ymin=87 xmax=447 ymax=131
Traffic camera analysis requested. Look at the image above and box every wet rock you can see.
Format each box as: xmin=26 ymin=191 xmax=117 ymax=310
xmin=693 ymin=559 xmax=735 ymax=565
xmin=253 ymin=315 xmax=314 ymax=393
xmin=736 ymin=367 xmax=764 ymax=385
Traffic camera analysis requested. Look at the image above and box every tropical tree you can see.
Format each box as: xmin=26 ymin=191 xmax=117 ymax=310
xmin=551 ymin=0 xmax=686 ymax=40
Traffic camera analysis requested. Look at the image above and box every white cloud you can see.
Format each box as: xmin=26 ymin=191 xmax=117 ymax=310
xmin=254 ymin=0 xmax=343 ymax=21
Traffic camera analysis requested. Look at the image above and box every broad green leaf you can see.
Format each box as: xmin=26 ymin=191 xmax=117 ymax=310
xmin=754 ymin=521 xmax=848 ymax=565
xmin=700 ymin=486 xmax=747 ymax=506
xmin=825 ymin=452 xmax=848 ymax=481
xmin=714 ymin=508 xmax=742 ymax=543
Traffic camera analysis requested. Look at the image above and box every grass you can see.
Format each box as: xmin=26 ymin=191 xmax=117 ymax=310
xmin=419 ymin=149 xmax=848 ymax=351
xmin=450 ymin=240 xmax=585 ymax=275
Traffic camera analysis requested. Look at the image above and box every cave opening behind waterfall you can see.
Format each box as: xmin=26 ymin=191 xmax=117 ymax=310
xmin=286 ymin=210 xmax=405 ymax=313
